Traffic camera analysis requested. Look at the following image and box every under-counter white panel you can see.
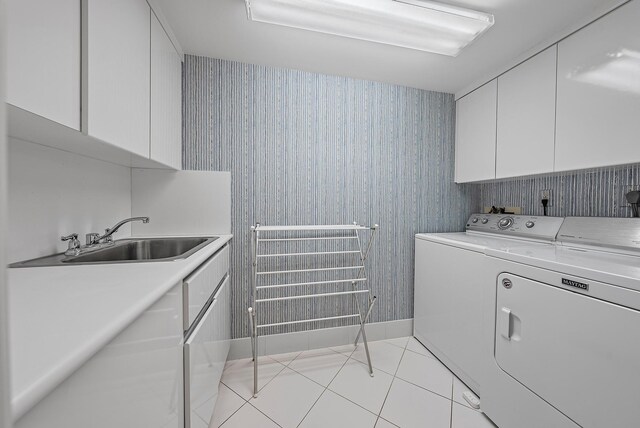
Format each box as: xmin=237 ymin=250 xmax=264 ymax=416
xmin=184 ymin=276 xmax=231 ymax=428
xmin=183 ymin=245 xmax=229 ymax=331
xmin=555 ymin=0 xmax=640 ymax=171
xmin=15 ymin=284 xmax=184 ymax=428
xmin=132 ymin=170 xmax=231 ymax=236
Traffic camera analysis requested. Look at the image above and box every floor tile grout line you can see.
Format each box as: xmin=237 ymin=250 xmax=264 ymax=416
xmin=213 ymin=384 xmax=249 ymax=427
xmin=247 ymin=401 xmax=285 ymax=428
xmin=393 ymin=375 xmax=455 ymax=403
xmin=376 ymin=344 xmax=407 ymax=423
xmin=296 ymin=346 xmax=356 ymax=428
xmin=325 ymin=387 xmax=387 ymax=422
xmin=286 ymin=354 xmax=350 ymax=390
xmin=295 ymin=386 xmax=328 ymax=428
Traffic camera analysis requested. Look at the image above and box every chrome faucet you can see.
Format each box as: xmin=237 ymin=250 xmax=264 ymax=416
xmin=86 ymin=217 xmax=150 ymax=245
xmin=61 ymin=233 xmax=82 ymax=256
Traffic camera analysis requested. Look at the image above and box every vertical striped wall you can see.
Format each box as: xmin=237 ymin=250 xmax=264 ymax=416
xmin=477 ymin=164 xmax=640 ymax=218
xmin=182 ymin=55 xmax=474 ymax=339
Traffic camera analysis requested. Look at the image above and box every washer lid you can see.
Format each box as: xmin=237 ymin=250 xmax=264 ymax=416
xmin=558 ymin=216 xmax=640 ymax=254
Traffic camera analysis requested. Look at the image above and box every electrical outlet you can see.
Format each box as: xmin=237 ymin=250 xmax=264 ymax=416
xmin=540 ymin=190 xmax=552 ymax=207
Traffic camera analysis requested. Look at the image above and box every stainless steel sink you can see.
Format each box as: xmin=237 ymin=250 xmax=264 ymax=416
xmin=10 ymin=237 xmax=219 ymax=268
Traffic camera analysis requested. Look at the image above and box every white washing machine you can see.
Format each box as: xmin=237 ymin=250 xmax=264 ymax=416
xmin=483 ymin=217 xmax=640 ymax=428
xmin=414 ymin=214 xmax=564 ymax=396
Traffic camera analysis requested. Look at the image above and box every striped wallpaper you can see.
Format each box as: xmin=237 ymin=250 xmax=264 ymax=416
xmin=182 ymin=55 xmax=475 ymax=338
xmin=477 ymin=164 xmax=640 ymax=218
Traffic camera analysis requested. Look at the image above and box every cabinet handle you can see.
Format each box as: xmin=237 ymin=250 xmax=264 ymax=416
xmin=499 ymin=307 xmax=512 ymax=340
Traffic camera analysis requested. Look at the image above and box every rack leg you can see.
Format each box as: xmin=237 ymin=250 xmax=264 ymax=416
xmin=252 ymin=309 xmax=258 ymax=398
xmin=248 ymin=307 xmax=255 ymax=361
xmin=351 ymin=281 xmax=365 ymax=347
xmin=357 ymin=297 xmax=376 ymax=377
xmin=354 ymin=295 xmax=374 ymax=346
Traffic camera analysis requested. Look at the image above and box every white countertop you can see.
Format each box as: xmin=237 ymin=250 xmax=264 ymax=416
xmin=7 ymin=234 xmax=232 ymax=421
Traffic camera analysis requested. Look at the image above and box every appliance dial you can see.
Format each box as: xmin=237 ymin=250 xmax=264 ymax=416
xmin=472 ymin=218 xmax=479 ymax=223
xmin=498 ymin=217 xmax=514 ymax=230
xmin=525 ymin=221 xmax=535 ymax=228
xmin=481 ymin=218 xmax=489 ymax=224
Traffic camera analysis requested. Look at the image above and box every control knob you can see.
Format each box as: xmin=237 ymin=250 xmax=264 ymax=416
xmin=472 ymin=218 xmax=479 ymax=223
xmin=481 ymin=218 xmax=489 ymax=224
xmin=498 ymin=217 xmax=514 ymax=230
xmin=525 ymin=221 xmax=535 ymax=228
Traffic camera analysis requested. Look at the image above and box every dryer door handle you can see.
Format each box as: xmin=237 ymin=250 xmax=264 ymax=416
xmin=499 ymin=307 xmax=512 ymax=340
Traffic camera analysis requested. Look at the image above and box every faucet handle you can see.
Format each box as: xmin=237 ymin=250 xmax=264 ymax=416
xmin=103 ymin=229 xmax=113 ymax=243
xmin=61 ymin=233 xmax=78 ymax=241
xmin=86 ymin=233 xmax=100 ymax=245
xmin=61 ymin=233 xmax=81 ymax=253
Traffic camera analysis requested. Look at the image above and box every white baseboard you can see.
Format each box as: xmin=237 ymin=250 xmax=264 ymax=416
xmin=228 ymin=318 xmax=413 ymax=360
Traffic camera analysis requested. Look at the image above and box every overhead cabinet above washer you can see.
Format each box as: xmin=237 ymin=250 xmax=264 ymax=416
xmin=455 ymin=0 xmax=640 ymax=182
xmin=455 ymin=80 xmax=497 ymax=183
xmin=496 ymin=46 xmax=557 ymax=179
xmin=555 ymin=0 xmax=640 ymax=172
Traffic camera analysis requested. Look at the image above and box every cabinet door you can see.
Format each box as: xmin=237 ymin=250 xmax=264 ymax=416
xmin=496 ymin=47 xmax=557 ymax=178
xmin=555 ymin=0 xmax=640 ymax=172
xmin=151 ymin=13 xmax=183 ymax=170
xmin=455 ymin=80 xmax=497 ymax=183
xmin=15 ymin=284 xmax=184 ymax=428
xmin=184 ymin=276 xmax=230 ymax=428
xmin=183 ymin=245 xmax=229 ymax=331
xmin=83 ymin=0 xmax=151 ymax=157
xmin=6 ymin=0 xmax=81 ymax=130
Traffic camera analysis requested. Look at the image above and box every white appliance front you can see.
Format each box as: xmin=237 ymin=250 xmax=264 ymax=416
xmin=414 ymin=235 xmax=490 ymax=393
xmin=495 ymin=272 xmax=640 ymax=428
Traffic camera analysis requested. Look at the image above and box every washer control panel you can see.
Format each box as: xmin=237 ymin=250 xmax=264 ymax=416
xmin=466 ymin=214 xmax=565 ymax=241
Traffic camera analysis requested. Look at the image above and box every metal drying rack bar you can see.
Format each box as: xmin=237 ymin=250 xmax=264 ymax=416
xmin=247 ymin=222 xmax=379 ymax=397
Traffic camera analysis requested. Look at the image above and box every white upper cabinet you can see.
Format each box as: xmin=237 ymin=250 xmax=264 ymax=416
xmin=151 ymin=13 xmax=183 ymax=170
xmin=555 ymin=0 xmax=640 ymax=172
xmin=83 ymin=0 xmax=151 ymax=158
xmin=496 ymin=46 xmax=557 ymax=179
xmin=6 ymin=0 xmax=81 ymax=130
xmin=455 ymin=80 xmax=497 ymax=183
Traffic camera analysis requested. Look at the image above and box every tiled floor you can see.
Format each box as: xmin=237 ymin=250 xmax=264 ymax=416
xmin=205 ymin=337 xmax=497 ymax=428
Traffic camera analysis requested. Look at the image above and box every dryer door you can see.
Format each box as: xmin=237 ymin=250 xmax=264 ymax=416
xmin=495 ymin=273 xmax=640 ymax=428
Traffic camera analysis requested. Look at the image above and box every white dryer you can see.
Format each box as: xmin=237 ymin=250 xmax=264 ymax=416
xmin=483 ymin=217 xmax=640 ymax=428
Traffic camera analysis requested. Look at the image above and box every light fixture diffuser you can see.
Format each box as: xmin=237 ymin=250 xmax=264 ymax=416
xmin=244 ymin=0 xmax=494 ymax=56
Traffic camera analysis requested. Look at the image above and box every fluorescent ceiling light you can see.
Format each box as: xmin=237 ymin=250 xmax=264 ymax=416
xmin=244 ymin=0 xmax=494 ymax=56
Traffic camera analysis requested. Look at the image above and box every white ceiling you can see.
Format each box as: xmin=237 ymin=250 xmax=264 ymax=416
xmin=157 ymin=0 xmax=626 ymax=95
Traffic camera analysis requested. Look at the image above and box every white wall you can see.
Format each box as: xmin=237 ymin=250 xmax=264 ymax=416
xmin=7 ymin=139 xmax=132 ymax=264
xmin=0 ymin=0 xmax=13 ymax=425
xmin=131 ymin=169 xmax=231 ymax=236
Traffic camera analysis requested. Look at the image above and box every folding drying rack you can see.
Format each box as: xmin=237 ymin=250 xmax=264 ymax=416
xmin=247 ymin=223 xmax=379 ymax=397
